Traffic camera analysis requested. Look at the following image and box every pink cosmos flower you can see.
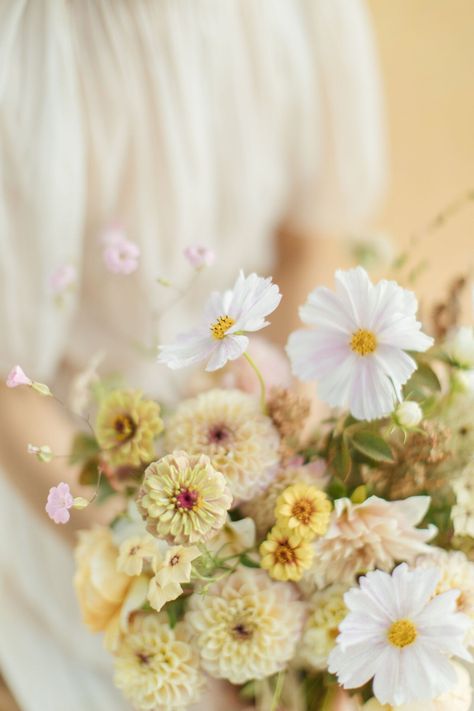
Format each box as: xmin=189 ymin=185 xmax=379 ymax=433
xmin=45 ymin=482 xmax=74 ymax=524
xmin=6 ymin=365 xmax=32 ymax=388
xmin=101 ymin=226 xmax=140 ymax=275
xmin=49 ymin=264 xmax=77 ymax=295
xmin=183 ymin=245 xmax=216 ymax=269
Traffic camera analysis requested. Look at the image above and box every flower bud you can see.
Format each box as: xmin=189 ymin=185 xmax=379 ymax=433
xmin=444 ymin=326 xmax=474 ymax=368
xmin=73 ymin=497 xmax=90 ymax=510
xmin=394 ymin=400 xmax=423 ymax=429
xmin=27 ymin=444 xmax=54 ymax=462
xmin=31 ymin=381 xmax=53 ymax=397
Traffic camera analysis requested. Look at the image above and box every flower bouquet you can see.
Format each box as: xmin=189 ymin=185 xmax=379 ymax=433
xmin=8 ymin=255 xmax=474 ymax=711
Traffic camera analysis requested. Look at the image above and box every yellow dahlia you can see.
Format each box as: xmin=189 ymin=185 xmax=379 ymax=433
xmin=74 ymin=527 xmax=132 ymax=632
xmin=137 ymin=452 xmax=232 ymax=545
xmin=297 ymin=584 xmax=349 ymax=670
xmin=275 ymin=482 xmax=331 ymax=540
xmin=164 ymin=389 xmax=280 ymax=502
xmin=240 ymin=459 xmax=329 ymax=536
xmin=96 ymin=389 xmax=163 ymax=467
xmin=114 ymin=614 xmax=204 ymax=710
xmin=259 ymin=525 xmax=314 ymax=581
xmin=187 ymin=568 xmax=305 ymax=683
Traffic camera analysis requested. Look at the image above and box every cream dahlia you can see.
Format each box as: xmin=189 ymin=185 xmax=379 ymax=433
xmin=329 ymin=564 xmax=472 ymax=707
xmin=297 ymin=583 xmax=349 ymax=671
xmin=306 ymin=496 xmax=436 ymax=588
xmin=286 ymin=267 xmax=433 ymax=421
xmin=187 ymin=568 xmax=305 ymax=684
xmin=164 ymin=389 xmax=280 ymax=502
xmin=137 ymin=452 xmax=232 ymax=545
xmin=158 ymin=271 xmax=281 ymax=371
xmin=114 ymin=614 xmax=204 ymax=710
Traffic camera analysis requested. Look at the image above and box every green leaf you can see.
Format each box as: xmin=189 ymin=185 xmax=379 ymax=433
xmin=96 ymin=476 xmax=116 ymax=504
xmin=78 ymin=459 xmax=101 ymax=486
xmin=165 ymin=596 xmax=187 ymax=629
xmin=330 ymin=435 xmax=352 ymax=480
xmin=350 ymin=431 xmax=394 ymax=463
xmin=240 ymin=553 xmax=260 ymax=569
xmin=69 ymin=432 xmax=100 ymax=466
xmin=326 ymin=476 xmax=347 ymax=500
xmin=405 ymin=362 xmax=441 ymax=396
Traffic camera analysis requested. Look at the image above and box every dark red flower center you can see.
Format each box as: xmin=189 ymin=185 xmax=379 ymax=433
xmin=176 ymin=488 xmax=199 ymax=510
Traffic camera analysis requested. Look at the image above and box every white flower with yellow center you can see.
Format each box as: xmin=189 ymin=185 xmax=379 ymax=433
xmin=114 ymin=614 xmax=204 ymax=710
xmin=187 ymin=568 xmax=305 ymax=684
xmin=297 ymin=584 xmax=349 ymax=670
xmin=329 ymin=564 xmax=472 ymax=707
xmin=158 ymin=271 xmax=281 ymax=371
xmin=286 ymin=267 xmax=433 ymax=421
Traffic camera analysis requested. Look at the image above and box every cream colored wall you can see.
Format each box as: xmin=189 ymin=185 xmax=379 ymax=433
xmin=368 ymin=0 xmax=474 ymax=308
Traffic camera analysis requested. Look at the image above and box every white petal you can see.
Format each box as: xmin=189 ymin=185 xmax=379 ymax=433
xmin=158 ymin=330 xmax=214 ymax=369
xmin=396 ymin=642 xmax=458 ymax=705
xmin=329 ymin=639 xmax=384 ymax=688
xmin=373 ymin=344 xmax=417 ymax=392
xmin=377 ymin=315 xmax=433 ymax=352
xmin=299 ymin=286 xmax=355 ymax=333
xmin=372 ymin=646 xmax=403 ymax=706
xmin=334 ymin=266 xmax=373 ymax=328
xmin=286 ymin=329 xmax=351 ymax=383
xmin=205 ymin=335 xmax=249 ymax=372
xmin=349 ymin=357 xmax=396 ymax=420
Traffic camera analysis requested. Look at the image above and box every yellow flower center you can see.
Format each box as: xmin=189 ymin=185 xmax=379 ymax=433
xmin=387 ymin=619 xmax=417 ymax=648
xmin=292 ymin=499 xmax=315 ymax=525
xmin=274 ymin=540 xmax=297 ymax=565
xmin=210 ymin=315 xmax=235 ymax=340
xmin=350 ymin=329 xmax=377 ymax=356
xmin=113 ymin=413 xmax=137 ymax=442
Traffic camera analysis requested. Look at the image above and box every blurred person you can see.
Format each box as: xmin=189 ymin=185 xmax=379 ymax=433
xmin=0 ymin=1 xmax=385 ymax=709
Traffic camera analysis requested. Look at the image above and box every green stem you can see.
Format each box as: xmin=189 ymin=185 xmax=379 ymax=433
xmin=270 ymin=671 xmax=285 ymax=711
xmin=243 ymin=352 xmax=267 ymax=414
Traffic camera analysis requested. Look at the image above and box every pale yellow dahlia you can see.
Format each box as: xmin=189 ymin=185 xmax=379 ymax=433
xmin=74 ymin=527 xmax=132 ymax=632
xmin=187 ymin=568 xmax=305 ymax=684
xmin=114 ymin=614 xmax=204 ymax=710
xmin=297 ymin=584 xmax=349 ymax=670
xmin=416 ymin=548 xmax=474 ymax=644
xmin=164 ymin=389 xmax=280 ymax=502
xmin=96 ymin=389 xmax=163 ymax=467
xmin=259 ymin=525 xmax=314 ymax=581
xmin=241 ymin=459 xmax=328 ymax=536
xmin=275 ymin=483 xmax=331 ymax=540
xmin=137 ymin=452 xmax=232 ymax=544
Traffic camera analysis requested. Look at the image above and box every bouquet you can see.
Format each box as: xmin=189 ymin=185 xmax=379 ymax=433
xmin=7 ymin=243 xmax=474 ymax=711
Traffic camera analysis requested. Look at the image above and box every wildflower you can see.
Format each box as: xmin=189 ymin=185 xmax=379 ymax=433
xmin=154 ymin=545 xmax=200 ymax=587
xmin=329 ymin=564 xmax=472 ymax=707
xmin=275 ymin=483 xmax=331 ymax=540
xmin=286 ymin=267 xmax=433 ymax=421
xmin=102 ymin=226 xmax=140 ymax=275
xmin=183 ymin=244 xmax=215 ymax=269
xmin=45 ymin=482 xmax=74 ymax=524
xmin=95 ymin=389 xmax=163 ymax=467
xmin=5 ymin=365 xmax=32 ymax=388
xmin=187 ymin=568 xmax=305 ymax=683
xmin=158 ymin=271 xmax=281 ymax=371
xmin=28 ymin=444 xmax=54 ymax=463
xmin=259 ymin=525 xmax=314 ymax=581
xmin=165 ymin=389 xmax=279 ymax=502
xmin=137 ymin=452 xmax=232 ymax=545
xmin=147 ymin=578 xmax=182 ymax=613
xmin=116 ymin=535 xmax=158 ymax=576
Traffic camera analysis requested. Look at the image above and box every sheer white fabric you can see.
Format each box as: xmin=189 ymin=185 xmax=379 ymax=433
xmin=0 ymin=1 xmax=385 ymax=709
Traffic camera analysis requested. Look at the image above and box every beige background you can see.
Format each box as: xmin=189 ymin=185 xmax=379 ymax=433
xmin=368 ymin=0 xmax=474 ymax=309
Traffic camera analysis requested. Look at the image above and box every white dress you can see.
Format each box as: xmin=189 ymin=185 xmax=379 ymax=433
xmin=0 ymin=1 xmax=385 ymax=709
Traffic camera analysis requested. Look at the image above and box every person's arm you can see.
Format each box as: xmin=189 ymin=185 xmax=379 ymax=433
xmin=0 ymin=382 xmax=122 ymax=544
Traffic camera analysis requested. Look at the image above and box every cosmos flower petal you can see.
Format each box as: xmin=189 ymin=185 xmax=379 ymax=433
xmin=205 ymin=335 xmax=249 ymax=372
xmin=374 ymin=345 xmax=417 ymax=390
xmin=377 ymin=315 xmax=434 ymax=351
xmin=328 ymin=640 xmax=384 ymax=688
xmin=299 ymin=287 xmax=355 ymax=332
xmin=371 ymin=646 xmax=403 ymax=706
xmin=159 ymin=330 xmax=215 ymax=369
xmin=349 ymin=357 xmax=396 ymax=421
xmin=334 ymin=266 xmax=373 ymax=327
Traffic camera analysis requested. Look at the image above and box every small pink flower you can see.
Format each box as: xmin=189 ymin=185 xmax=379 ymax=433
xmin=183 ymin=244 xmax=215 ymax=269
xmin=50 ymin=264 xmax=77 ymax=295
xmin=45 ymin=482 xmax=74 ymax=524
xmin=6 ymin=365 xmax=32 ymax=388
xmin=101 ymin=225 xmax=140 ymax=275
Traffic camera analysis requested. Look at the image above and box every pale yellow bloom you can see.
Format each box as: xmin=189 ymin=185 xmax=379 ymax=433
xmin=116 ymin=534 xmax=157 ymax=576
xmin=259 ymin=525 xmax=314 ymax=581
xmin=207 ymin=516 xmax=256 ymax=557
xmin=187 ymin=568 xmax=305 ymax=684
xmin=275 ymin=482 xmax=331 ymax=540
xmin=96 ymin=389 xmax=163 ymax=467
xmin=147 ymin=577 xmax=182 ymax=612
xmin=137 ymin=451 xmax=232 ymax=545
xmin=114 ymin=614 xmax=204 ymax=710
xmin=154 ymin=545 xmax=200 ymax=587
xmin=297 ymin=584 xmax=349 ymax=670
xmin=74 ymin=527 xmax=132 ymax=633
xmin=165 ymin=389 xmax=280 ymax=502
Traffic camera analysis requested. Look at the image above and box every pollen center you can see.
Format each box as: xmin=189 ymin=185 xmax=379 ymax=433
xmin=387 ymin=619 xmax=417 ymax=648
xmin=292 ymin=499 xmax=314 ymax=525
xmin=275 ymin=540 xmax=297 ymax=565
xmin=176 ymin=487 xmax=199 ymax=511
xmin=210 ymin=315 xmax=235 ymax=340
xmin=113 ymin=414 xmax=136 ymax=441
xmin=350 ymin=329 xmax=377 ymax=356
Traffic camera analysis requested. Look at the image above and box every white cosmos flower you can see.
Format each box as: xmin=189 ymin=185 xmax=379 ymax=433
xmin=286 ymin=267 xmax=433 ymax=421
xmin=158 ymin=271 xmax=281 ymax=372
xmin=329 ymin=564 xmax=472 ymax=707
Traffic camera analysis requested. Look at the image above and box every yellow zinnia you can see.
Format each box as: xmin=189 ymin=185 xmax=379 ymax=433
xmin=275 ymin=482 xmax=332 ymax=540
xmin=95 ymin=389 xmax=163 ymax=467
xmin=259 ymin=525 xmax=314 ymax=582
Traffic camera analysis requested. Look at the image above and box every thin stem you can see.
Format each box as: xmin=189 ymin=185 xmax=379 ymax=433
xmin=270 ymin=671 xmax=285 ymax=711
xmin=243 ymin=352 xmax=267 ymax=414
